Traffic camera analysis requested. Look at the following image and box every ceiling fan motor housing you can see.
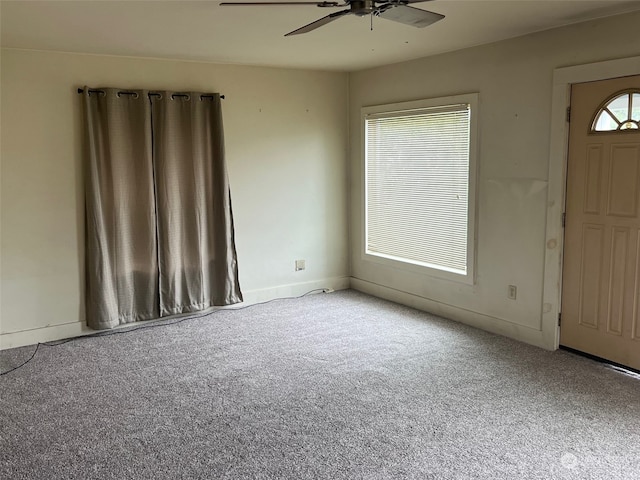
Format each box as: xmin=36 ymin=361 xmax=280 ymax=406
xmin=351 ymin=0 xmax=376 ymax=16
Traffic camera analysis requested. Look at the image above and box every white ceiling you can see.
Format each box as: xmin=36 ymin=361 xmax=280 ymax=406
xmin=2 ymin=0 xmax=640 ymax=71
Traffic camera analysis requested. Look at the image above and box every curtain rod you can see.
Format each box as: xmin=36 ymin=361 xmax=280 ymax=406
xmin=77 ymin=88 xmax=225 ymax=100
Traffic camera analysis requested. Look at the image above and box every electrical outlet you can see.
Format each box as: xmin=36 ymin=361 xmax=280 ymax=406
xmin=295 ymin=259 xmax=305 ymax=271
xmin=508 ymin=285 xmax=517 ymax=300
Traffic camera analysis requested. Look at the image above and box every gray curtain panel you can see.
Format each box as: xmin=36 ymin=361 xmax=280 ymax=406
xmin=82 ymin=88 xmax=242 ymax=329
xmin=83 ymin=89 xmax=159 ymax=329
xmin=151 ymin=92 xmax=242 ymax=316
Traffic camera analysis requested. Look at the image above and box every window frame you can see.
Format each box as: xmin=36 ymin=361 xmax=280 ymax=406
xmin=361 ymin=93 xmax=479 ymax=285
xmin=590 ymin=89 xmax=640 ymax=133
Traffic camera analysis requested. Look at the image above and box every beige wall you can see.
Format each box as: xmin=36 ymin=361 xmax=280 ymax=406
xmin=0 ymin=49 xmax=350 ymax=348
xmin=3 ymin=11 xmax=639 ymax=351
xmin=349 ymin=12 xmax=640 ymax=349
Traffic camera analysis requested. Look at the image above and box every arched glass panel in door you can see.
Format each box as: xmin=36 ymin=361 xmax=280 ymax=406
xmin=591 ymin=90 xmax=640 ymax=132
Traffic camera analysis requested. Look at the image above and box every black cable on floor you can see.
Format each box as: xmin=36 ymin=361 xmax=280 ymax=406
xmin=0 ymin=288 xmax=330 ymax=376
xmin=0 ymin=343 xmax=44 ymax=377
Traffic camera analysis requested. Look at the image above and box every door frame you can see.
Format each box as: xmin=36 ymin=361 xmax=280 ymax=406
xmin=543 ymin=56 xmax=640 ymax=350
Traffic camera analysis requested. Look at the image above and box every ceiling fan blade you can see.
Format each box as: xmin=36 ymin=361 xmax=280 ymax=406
xmin=378 ymin=5 xmax=444 ymax=28
xmin=220 ymin=2 xmax=340 ymax=6
xmin=285 ymin=9 xmax=351 ymax=36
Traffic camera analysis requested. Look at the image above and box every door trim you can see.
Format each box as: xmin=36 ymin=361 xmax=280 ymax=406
xmin=544 ymin=56 xmax=640 ymax=350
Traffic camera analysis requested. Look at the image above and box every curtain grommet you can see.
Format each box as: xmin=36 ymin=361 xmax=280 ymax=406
xmin=116 ymin=91 xmax=139 ymax=99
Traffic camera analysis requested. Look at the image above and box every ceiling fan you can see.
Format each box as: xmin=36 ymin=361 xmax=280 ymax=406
xmin=219 ymin=0 xmax=445 ymax=36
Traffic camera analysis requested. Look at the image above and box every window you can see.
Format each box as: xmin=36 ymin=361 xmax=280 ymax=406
xmin=591 ymin=90 xmax=640 ymax=132
xmin=363 ymin=94 xmax=478 ymax=283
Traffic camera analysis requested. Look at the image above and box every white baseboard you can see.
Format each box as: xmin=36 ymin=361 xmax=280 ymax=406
xmin=237 ymin=276 xmax=350 ymax=305
xmin=3 ymin=277 xmax=548 ymax=352
xmin=351 ymin=277 xmax=553 ymax=351
xmin=0 ymin=276 xmax=351 ymax=351
xmin=0 ymin=321 xmax=92 ymax=351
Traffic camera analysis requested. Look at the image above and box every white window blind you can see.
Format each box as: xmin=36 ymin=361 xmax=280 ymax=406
xmin=365 ymin=103 xmax=471 ymax=275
